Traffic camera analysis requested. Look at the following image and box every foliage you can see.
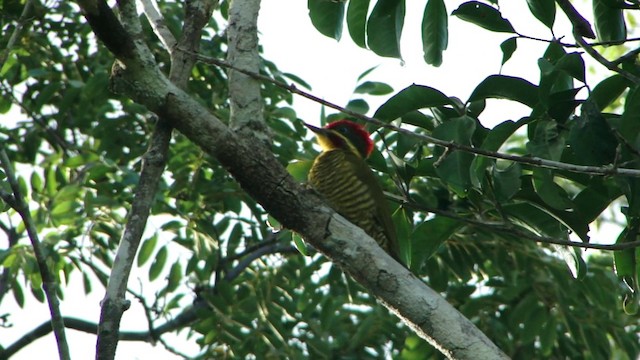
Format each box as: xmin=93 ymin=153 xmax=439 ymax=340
xmin=1 ymin=0 xmax=640 ymax=359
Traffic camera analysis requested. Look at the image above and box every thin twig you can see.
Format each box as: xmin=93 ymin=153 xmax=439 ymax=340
xmin=190 ymin=52 xmax=640 ymax=178
xmin=575 ymin=35 xmax=640 ymax=85
xmin=0 ymin=0 xmax=35 ymax=69
xmin=390 ymin=193 xmax=640 ymax=251
xmin=0 ymin=149 xmax=71 ymax=360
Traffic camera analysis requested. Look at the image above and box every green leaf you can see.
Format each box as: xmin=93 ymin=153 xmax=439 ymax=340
xmin=347 ymin=0 xmax=370 ymax=48
xmin=227 ymin=223 xmax=243 ymax=256
xmin=82 ymin=272 xmax=92 ymax=295
xmin=367 ymin=0 xmax=405 ymax=58
xmin=308 ymin=0 xmax=346 ymax=40
xmin=531 ymin=172 xmax=571 ymax=208
xmin=30 ymin=171 xmax=43 ymax=194
xmin=354 ymin=81 xmax=393 ymax=95
xmin=500 ymin=37 xmax=517 ymax=65
xmin=539 ymin=316 xmax=558 ymax=355
xmin=392 ymin=207 xmax=412 ymax=265
xmin=526 ymin=119 xmax=565 ymax=161
xmin=593 ymin=0 xmax=626 ymax=44
xmin=0 ymin=96 xmax=13 ymax=114
xmin=493 ymin=162 xmax=521 ymax=201
xmin=410 ymin=217 xmax=461 ymax=271
xmin=167 ymin=262 xmax=183 ymax=292
xmin=138 ymin=234 xmax=158 ymax=267
xmin=149 ymin=246 xmax=168 ymax=281
xmin=526 ymin=0 xmax=555 ymax=29
xmin=292 ymin=232 xmax=309 ymax=256
xmin=346 ymin=98 xmax=369 ymax=114
xmin=421 ymin=0 xmax=448 ymax=66
xmin=286 ymin=160 xmax=313 ymax=182
xmin=614 ymin=228 xmax=636 ymax=281
xmin=588 ymin=74 xmax=630 ymax=111
xmin=471 ymin=118 xmax=528 ymax=187
xmin=619 ymin=86 xmax=640 ymax=145
xmin=468 ymin=75 xmax=539 ymax=108
xmin=555 ymin=52 xmax=586 ymax=83
xmin=374 ymin=84 xmax=451 ymax=121
xmin=452 ymin=1 xmax=515 ymax=33
xmin=516 ymin=176 xmax=590 ymax=242
xmin=433 ymin=116 xmax=476 ymax=195
xmin=12 ymin=280 xmax=25 ymax=308
xmin=568 ymin=100 xmax=617 ymax=166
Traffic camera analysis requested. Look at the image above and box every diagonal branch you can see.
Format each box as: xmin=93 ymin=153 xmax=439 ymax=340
xmin=575 ymin=35 xmax=640 ymax=85
xmin=95 ymin=121 xmax=172 ymax=360
xmin=78 ymin=0 xmax=508 ymax=358
xmin=0 ymin=149 xmax=71 ymax=360
xmin=140 ymin=0 xmax=178 ymax=51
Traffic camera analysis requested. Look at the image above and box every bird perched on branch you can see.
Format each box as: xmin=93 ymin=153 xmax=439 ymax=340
xmin=305 ymin=120 xmax=400 ymax=263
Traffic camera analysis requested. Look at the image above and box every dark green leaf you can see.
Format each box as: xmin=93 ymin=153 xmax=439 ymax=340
xmin=227 ymin=223 xmax=243 ymax=256
xmin=588 ymin=74 xmax=630 ymax=110
xmin=308 ymin=0 xmax=346 ymax=40
xmin=347 ymin=0 xmax=370 ymax=48
xmin=568 ymin=100 xmax=617 ymax=166
xmin=470 ymin=118 xmax=528 ymax=187
xmin=516 ymin=176 xmax=590 ymax=242
xmin=374 ymin=84 xmax=451 ymax=121
xmin=410 ymin=217 xmax=461 ymax=271
xmin=526 ymin=0 xmax=555 ymax=28
xmin=533 ymin=170 xmax=574 ymax=209
xmin=555 ymin=52 xmax=586 ymax=83
xmin=422 ymin=0 xmax=448 ymax=66
xmin=526 ymin=119 xmax=565 ymax=161
xmin=367 ymin=0 xmax=405 ymax=58
xmin=620 ymin=86 xmax=640 ymax=145
xmin=433 ymin=117 xmax=476 ymax=195
xmin=468 ymin=75 xmax=539 ymax=108
xmin=500 ymin=37 xmax=517 ymax=65
xmin=493 ymin=162 xmax=521 ymax=201
xmin=593 ymin=0 xmax=626 ymax=44
xmin=452 ymin=1 xmax=515 ymax=33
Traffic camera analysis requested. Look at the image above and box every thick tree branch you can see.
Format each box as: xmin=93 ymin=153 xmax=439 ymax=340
xmin=227 ymin=0 xmax=268 ymax=138
xmin=95 ymin=121 xmax=172 ymax=360
xmin=0 ymin=150 xmax=70 ymax=360
xmin=170 ymin=0 xmax=215 ymax=87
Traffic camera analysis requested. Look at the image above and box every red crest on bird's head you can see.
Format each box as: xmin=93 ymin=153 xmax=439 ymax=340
xmin=325 ymin=120 xmax=374 ymax=158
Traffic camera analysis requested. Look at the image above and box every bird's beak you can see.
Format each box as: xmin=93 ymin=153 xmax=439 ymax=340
xmin=304 ymin=122 xmax=323 ymax=134
xmin=304 ymin=122 xmax=336 ymax=151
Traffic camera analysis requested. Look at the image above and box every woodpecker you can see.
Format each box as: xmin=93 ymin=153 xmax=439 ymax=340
xmin=305 ymin=120 xmax=400 ymax=263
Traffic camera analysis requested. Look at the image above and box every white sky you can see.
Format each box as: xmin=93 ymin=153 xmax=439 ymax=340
xmin=0 ymin=0 xmax=626 ymax=359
